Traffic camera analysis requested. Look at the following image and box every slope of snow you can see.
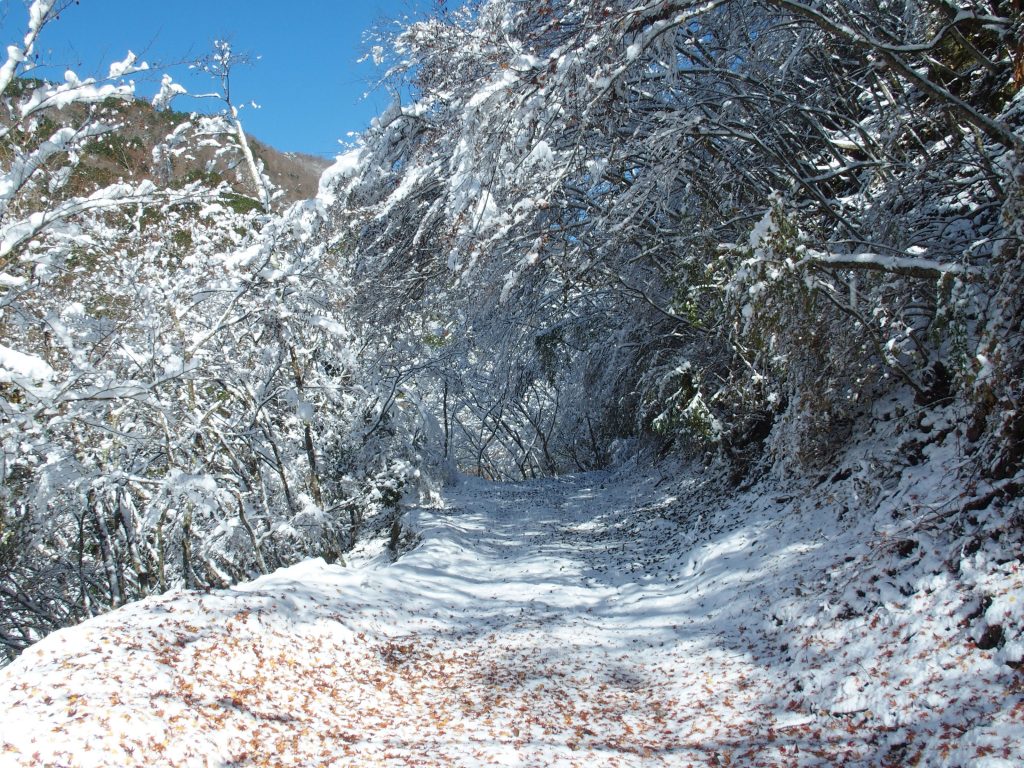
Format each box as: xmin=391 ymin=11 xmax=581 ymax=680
xmin=0 ymin=401 xmax=1022 ymax=766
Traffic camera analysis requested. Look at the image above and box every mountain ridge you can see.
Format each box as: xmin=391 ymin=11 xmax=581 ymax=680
xmin=2 ymin=79 xmax=331 ymax=205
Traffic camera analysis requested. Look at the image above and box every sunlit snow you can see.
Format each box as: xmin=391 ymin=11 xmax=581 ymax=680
xmin=2 ymin=418 xmax=1021 ymax=766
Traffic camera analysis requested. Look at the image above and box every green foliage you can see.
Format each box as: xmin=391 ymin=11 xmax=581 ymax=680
xmin=4 ymin=76 xmax=45 ymax=98
xmin=68 ymin=162 xmax=118 ymax=191
xmin=175 ymin=169 xmax=225 ymax=189
xmin=64 ymin=246 xmax=101 ymax=273
xmin=171 ymin=228 xmax=193 ymax=250
xmin=927 ymin=27 xmax=1015 ymax=112
xmin=220 ymin=191 xmax=263 ymax=214
xmin=82 ymin=134 xmax=146 ymax=171
xmin=726 ymin=203 xmax=808 ymax=374
xmin=716 ymin=203 xmax=861 ymax=467
xmin=652 ymin=390 xmax=720 ymax=445
xmin=534 ymin=329 xmax=563 ymax=386
xmin=422 ymin=332 xmax=448 ymax=348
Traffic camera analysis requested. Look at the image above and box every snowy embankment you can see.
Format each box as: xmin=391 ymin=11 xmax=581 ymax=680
xmin=1 ymin=399 xmax=1023 ymax=767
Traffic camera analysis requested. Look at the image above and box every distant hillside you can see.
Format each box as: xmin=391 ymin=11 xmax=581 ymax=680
xmin=250 ymin=139 xmax=332 ymax=203
xmin=6 ymin=79 xmax=330 ymax=206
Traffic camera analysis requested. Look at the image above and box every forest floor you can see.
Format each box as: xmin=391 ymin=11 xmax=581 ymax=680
xmin=1 ymin=415 xmax=1023 ymax=766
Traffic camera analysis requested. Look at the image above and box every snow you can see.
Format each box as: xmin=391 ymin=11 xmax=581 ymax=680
xmin=466 ymin=69 xmax=517 ymax=109
xmin=151 ymin=74 xmax=187 ymax=111
xmin=0 ymin=272 xmax=25 ymax=287
xmin=0 ymin=408 xmax=1022 ymax=765
xmin=0 ymin=342 xmax=53 ymax=382
xmin=17 ymin=75 xmax=132 ymax=118
xmin=802 ymin=248 xmax=974 ymax=276
xmin=748 ymin=206 xmax=776 ymax=250
xmin=307 ymin=315 xmax=348 ymax=337
xmin=318 ymin=148 xmax=364 ymax=206
xmin=107 ymin=51 xmax=148 ymax=79
xmin=26 ymin=0 xmax=54 ymax=33
xmin=525 ymin=139 xmax=554 ymax=168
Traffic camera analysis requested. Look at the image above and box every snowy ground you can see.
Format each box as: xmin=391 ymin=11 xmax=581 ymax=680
xmin=1 ymin=407 xmax=1023 ymax=766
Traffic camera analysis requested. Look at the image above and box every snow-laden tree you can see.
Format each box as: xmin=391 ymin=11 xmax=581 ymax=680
xmin=0 ymin=0 xmax=196 ymax=654
xmin=189 ymin=40 xmax=278 ymax=211
xmin=0 ymin=3 xmax=414 ymax=662
xmin=4 ymin=0 xmax=1022 ymax=664
xmin=328 ymin=0 xmax=1023 ymax=478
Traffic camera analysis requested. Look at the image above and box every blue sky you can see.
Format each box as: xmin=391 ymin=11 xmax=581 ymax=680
xmin=0 ymin=0 xmax=437 ymax=157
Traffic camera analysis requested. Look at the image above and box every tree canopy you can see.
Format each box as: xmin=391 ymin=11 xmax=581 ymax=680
xmin=1 ymin=0 xmax=1023 ymax=662
xmin=328 ymin=0 xmax=1023 ymax=479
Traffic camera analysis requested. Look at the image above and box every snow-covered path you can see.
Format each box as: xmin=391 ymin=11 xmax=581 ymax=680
xmin=1 ymin=466 xmax=1022 ymax=766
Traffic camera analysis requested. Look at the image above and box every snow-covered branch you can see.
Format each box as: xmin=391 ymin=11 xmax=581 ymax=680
xmin=801 ymin=249 xmax=976 ymax=279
